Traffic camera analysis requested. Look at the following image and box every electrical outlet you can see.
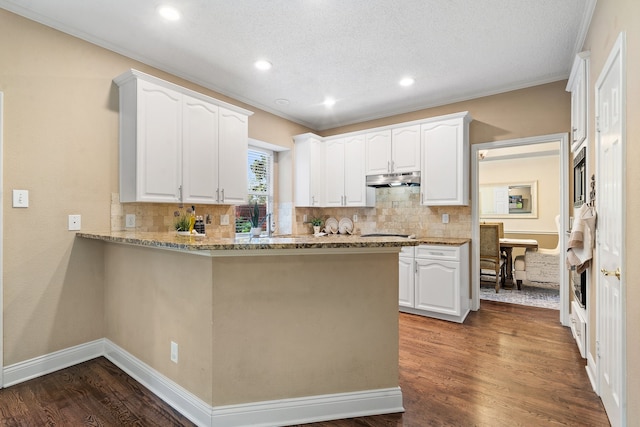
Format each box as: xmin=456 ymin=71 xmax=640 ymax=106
xmin=68 ymin=214 xmax=81 ymax=231
xmin=125 ymin=214 xmax=136 ymax=228
xmin=303 ymin=214 xmax=308 ymax=222
xmin=12 ymin=189 xmax=29 ymax=208
xmin=442 ymin=213 xmax=449 ymax=224
xmin=353 ymin=214 xmax=358 ymax=222
xmin=220 ymin=214 xmax=229 ymax=226
xmin=171 ymin=341 xmax=178 ymax=363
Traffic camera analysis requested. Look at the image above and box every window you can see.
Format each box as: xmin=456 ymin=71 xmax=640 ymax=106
xmin=235 ymin=146 xmax=273 ymax=233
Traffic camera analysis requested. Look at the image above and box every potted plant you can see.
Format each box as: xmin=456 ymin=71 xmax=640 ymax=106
xmin=310 ymin=217 xmax=323 ymax=234
xmin=250 ymin=202 xmax=263 ymax=237
xmin=174 ymin=208 xmax=194 ymax=235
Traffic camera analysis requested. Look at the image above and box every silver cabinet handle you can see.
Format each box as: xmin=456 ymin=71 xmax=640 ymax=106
xmin=221 ymin=188 xmax=225 ymax=202
xmin=178 ymin=185 xmax=183 ymax=201
xmin=216 ymin=188 xmax=220 ymax=202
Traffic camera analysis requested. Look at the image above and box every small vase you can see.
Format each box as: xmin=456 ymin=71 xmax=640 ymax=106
xmin=250 ymin=227 xmax=262 ymax=237
xmin=313 ymin=225 xmax=321 ymax=234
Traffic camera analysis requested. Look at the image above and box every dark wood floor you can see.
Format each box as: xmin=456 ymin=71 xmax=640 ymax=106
xmin=0 ymin=301 xmax=609 ymax=426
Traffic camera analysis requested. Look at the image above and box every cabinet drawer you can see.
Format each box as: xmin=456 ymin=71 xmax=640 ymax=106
xmin=415 ymin=244 xmax=460 ymax=261
xmin=399 ymin=246 xmax=415 ymax=257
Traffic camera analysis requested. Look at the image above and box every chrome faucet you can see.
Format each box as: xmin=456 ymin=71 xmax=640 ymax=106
xmin=266 ymin=213 xmax=273 ymax=237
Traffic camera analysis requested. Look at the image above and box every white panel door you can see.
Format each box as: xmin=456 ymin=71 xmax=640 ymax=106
xmin=138 ymin=80 xmax=182 ymax=202
xmin=596 ymin=32 xmax=625 ymax=427
xmin=344 ymin=135 xmax=367 ymax=206
xmin=218 ymin=107 xmax=248 ymax=204
xmin=365 ymin=130 xmax=392 ymax=175
xmin=324 ymin=138 xmax=345 ymax=207
xmin=391 ymin=125 xmax=421 ymax=173
xmin=415 ymin=259 xmax=460 ymax=316
xmin=182 ymin=95 xmax=219 ymax=204
xmin=399 ymin=256 xmax=414 ymax=308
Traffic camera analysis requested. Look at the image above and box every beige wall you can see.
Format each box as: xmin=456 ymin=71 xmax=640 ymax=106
xmin=479 ymin=153 xmax=561 ymax=237
xmin=581 ymin=0 xmax=640 ymax=420
xmin=104 ymin=244 xmax=400 ymax=406
xmin=0 ymin=9 xmax=310 ymax=366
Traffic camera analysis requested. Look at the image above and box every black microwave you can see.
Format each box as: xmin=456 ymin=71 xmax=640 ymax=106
xmin=573 ymin=147 xmax=586 ymax=207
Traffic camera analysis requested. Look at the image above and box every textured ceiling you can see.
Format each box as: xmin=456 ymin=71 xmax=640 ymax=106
xmin=0 ymin=0 xmax=595 ymax=131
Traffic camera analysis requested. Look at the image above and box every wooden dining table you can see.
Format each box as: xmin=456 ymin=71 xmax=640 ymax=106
xmin=499 ymin=238 xmax=539 ymax=286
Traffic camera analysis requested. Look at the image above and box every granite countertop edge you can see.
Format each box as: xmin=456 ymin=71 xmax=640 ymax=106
xmin=76 ymin=231 xmax=470 ymax=251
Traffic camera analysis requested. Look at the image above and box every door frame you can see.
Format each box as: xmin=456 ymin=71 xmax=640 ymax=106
xmin=470 ymin=133 xmax=570 ymax=326
xmin=0 ymin=91 xmax=4 ymax=387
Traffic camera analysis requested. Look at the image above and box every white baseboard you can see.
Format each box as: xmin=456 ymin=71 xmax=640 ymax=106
xmin=586 ymin=352 xmax=598 ymax=392
xmin=4 ymin=339 xmax=404 ymax=427
xmin=209 ymin=387 xmax=404 ymax=427
xmin=3 ymin=339 xmax=104 ymax=387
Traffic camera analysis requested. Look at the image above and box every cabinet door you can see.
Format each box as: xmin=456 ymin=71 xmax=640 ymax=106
xmin=391 ymin=125 xmax=421 ymax=173
xmin=294 ymin=135 xmax=325 ymax=206
xmin=399 ymin=256 xmax=415 ymax=308
xmin=365 ymin=130 xmax=392 ymax=175
xmin=182 ymin=95 xmax=219 ymax=204
xmin=324 ymin=138 xmax=345 ymax=207
xmin=421 ymin=116 xmax=469 ymax=206
xmin=344 ymin=135 xmax=368 ymax=206
xmin=137 ymin=80 xmax=182 ymax=202
xmin=415 ymin=258 xmax=460 ymax=316
xmin=570 ymin=57 xmax=587 ymax=150
xmin=218 ymin=107 xmax=248 ymax=204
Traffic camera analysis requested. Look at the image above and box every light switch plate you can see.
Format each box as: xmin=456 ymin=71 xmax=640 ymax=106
xmin=68 ymin=214 xmax=81 ymax=231
xmin=442 ymin=213 xmax=449 ymax=224
xmin=12 ymin=189 xmax=29 ymax=208
xmin=220 ymin=214 xmax=230 ymax=225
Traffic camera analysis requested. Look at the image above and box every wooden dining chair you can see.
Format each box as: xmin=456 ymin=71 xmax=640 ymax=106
xmin=480 ymin=223 xmax=505 ymax=293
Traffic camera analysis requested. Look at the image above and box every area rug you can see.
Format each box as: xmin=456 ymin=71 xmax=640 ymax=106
xmin=480 ymin=278 xmax=560 ymax=310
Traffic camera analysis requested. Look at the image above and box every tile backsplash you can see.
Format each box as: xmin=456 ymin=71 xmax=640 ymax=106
xmin=111 ymin=187 xmax=470 ymax=239
xmin=294 ymin=187 xmax=471 ymax=238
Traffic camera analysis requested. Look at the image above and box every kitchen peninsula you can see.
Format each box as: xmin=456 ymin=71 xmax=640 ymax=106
xmin=77 ymin=231 xmax=440 ymax=426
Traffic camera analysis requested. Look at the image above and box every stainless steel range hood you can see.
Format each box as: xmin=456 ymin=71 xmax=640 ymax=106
xmin=366 ymin=171 xmax=420 ymax=187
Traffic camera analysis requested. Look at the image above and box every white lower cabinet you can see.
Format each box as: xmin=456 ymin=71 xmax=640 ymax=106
xmin=570 ymin=301 xmax=587 ymax=359
xmin=399 ymin=243 xmax=470 ymax=323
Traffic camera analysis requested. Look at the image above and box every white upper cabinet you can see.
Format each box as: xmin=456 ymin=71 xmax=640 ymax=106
xmin=182 ymin=95 xmax=219 ymax=204
xmin=218 ymin=107 xmax=249 ymax=204
xmin=365 ymin=130 xmax=392 ymax=175
xmin=127 ymin=79 xmax=182 ymax=203
xmin=567 ymin=51 xmax=589 ymax=151
xmin=391 ymin=125 xmax=421 ymax=173
xmin=420 ymin=112 xmax=471 ymax=206
xmin=294 ymin=133 xmax=325 ymax=207
xmin=325 ymin=135 xmax=373 ymax=207
xmin=365 ymin=126 xmax=420 ymax=175
xmin=114 ymin=69 xmax=252 ymax=204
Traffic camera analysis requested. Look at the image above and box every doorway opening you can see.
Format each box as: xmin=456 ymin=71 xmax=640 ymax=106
xmin=471 ymin=133 xmax=570 ymax=326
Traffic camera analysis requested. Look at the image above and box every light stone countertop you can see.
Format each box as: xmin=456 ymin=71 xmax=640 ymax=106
xmin=76 ymin=231 xmax=469 ymax=252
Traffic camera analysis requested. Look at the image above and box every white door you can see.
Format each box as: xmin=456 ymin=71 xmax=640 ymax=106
xmin=0 ymin=92 xmax=4 ymax=387
xmin=182 ymin=95 xmax=219 ymax=204
xmin=596 ymin=32 xmax=626 ymax=427
xmin=218 ymin=107 xmax=248 ymax=204
xmin=391 ymin=125 xmax=421 ymax=173
xmin=365 ymin=130 xmax=391 ymax=175
xmin=344 ymin=135 xmax=367 ymax=206
xmin=324 ymin=138 xmax=345 ymax=206
xmin=138 ymin=80 xmax=182 ymax=202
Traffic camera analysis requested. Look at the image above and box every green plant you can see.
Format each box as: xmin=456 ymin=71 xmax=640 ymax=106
xmin=310 ymin=217 xmax=323 ymax=227
xmin=174 ymin=213 xmax=191 ymax=231
xmin=250 ymin=202 xmax=262 ymax=228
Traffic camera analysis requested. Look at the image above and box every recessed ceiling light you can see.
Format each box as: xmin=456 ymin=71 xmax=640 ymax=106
xmin=158 ymin=5 xmax=180 ymax=21
xmin=275 ymin=98 xmax=290 ymax=106
xmin=399 ymin=77 xmax=415 ymax=87
xmin=323 ymin=98 xmax=336 ymax=108
xmin=254 ymin=60 xmax=272 ymax=71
